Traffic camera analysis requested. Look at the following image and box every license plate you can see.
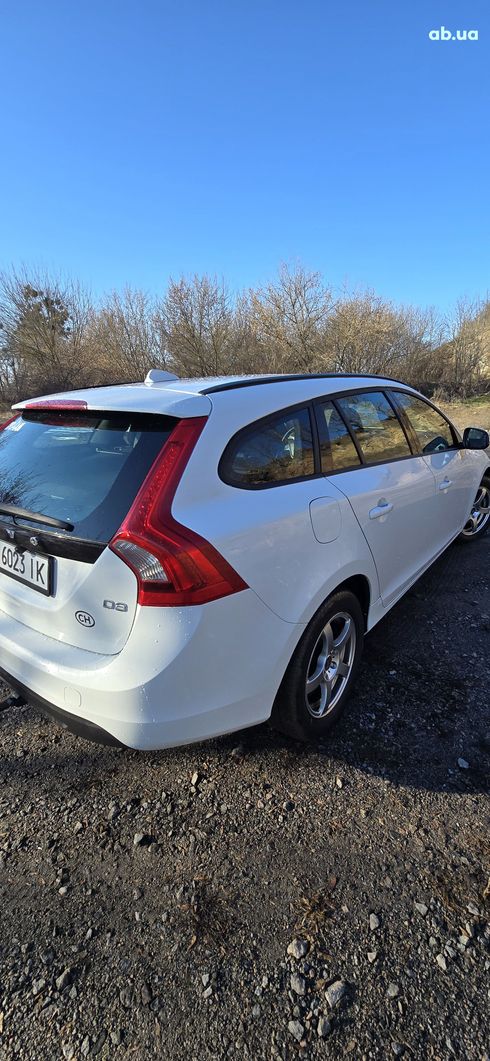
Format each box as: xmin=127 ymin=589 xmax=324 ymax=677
xmin=0 ymin=543 xmax=53 ymax=596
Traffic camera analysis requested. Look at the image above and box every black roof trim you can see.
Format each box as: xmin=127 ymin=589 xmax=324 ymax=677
xmin=201 ymin=373 xmax=410 ymax=395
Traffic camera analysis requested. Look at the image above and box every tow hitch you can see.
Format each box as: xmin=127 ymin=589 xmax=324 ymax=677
xmin=0 ymin=693 xmax=27 ymax=713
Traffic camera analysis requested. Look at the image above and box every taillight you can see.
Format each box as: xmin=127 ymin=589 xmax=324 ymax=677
xmin=110 ymin=417 xmax=248 ymax=607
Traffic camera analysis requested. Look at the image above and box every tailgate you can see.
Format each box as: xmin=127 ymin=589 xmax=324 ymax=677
xmin=0 ymin=407 xmax=177 ymax=653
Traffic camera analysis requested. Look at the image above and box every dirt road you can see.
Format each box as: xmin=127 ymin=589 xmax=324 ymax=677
xmin=0 ymin=534 xmax=489 ymax=1060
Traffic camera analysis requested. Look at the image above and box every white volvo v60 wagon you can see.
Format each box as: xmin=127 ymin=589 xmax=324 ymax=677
xmin=0 ymin=371 xmax=488 ymax=749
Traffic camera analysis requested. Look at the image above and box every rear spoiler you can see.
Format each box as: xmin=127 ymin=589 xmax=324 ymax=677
xmin=13 ymin=389 xmax=212 ymax=419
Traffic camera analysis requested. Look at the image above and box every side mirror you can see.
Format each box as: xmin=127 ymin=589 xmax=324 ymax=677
xmin=463 ymin=426 xmax=490 ymax=450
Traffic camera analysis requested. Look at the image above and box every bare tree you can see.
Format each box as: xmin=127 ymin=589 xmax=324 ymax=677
xmin=249 ymin=263 xmax=334 ymax=372
xmin=398 ymin=305 xmax=445 ymax=390
xmin=0 ymin=267 xmax=93 ymax=403
xmin=0 ymin=262 xmax=488 ymax=406
xmin=88 ymin=288 xmax=168 ymax=381
xmin=439 ymin=297 xmax=490 ymax=397
xmin=324 ymin=290 xmax=442 ymax=390
xmin=158 ymin=275 xmax=236 ymax=377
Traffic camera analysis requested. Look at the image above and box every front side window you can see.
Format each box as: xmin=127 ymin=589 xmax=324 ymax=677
xmin=392 ymin=392 xmax=456 ymax=453
xmin=336 ymin=391 xmax=411 ymax=464
xmin=316 ymin=401 xmax=361 ymax=472
xmin=221 ymin=407 xmax=315 ymax=486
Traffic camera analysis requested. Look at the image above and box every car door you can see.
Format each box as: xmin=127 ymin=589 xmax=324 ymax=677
xmin=315 ymin=391 xmax=439 ymax=607
xmin=389 ymin=390 xmax=476 ymax=547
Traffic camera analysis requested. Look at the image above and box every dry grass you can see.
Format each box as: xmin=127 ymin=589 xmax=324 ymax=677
xmin=173 ymin=874 xmax=230 ymax=950
xmin=293 ymin=876 xmax=337 ymax=934
xmin=441 ymin=394 xmax=490 ymax=434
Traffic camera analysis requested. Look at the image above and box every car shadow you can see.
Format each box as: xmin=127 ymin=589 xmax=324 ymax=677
xmin=221 ymin=538 xmax=490 ymax=794
xmin=0 ymin=540 xmax=488 ymax=796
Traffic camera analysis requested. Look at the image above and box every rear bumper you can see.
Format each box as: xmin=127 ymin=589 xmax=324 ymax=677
xmin=0 ymin=592 xmax=301 ymax=749
xmin=0 ymin=666 xmax=122 ymax=746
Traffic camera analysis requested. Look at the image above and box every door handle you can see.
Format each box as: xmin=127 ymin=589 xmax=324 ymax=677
xmin=369 ymin=500 xmax=393 ymax=519
xmin=439 ymin=478 xmax=453 ymax=491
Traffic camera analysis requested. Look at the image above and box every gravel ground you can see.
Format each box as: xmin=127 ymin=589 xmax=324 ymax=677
xmin=0 ymin=535 xmax=489 ymax=1061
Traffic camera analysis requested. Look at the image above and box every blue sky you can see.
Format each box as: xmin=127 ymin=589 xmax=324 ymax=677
xmin=0 ymin=0 xmax=488 ymax=312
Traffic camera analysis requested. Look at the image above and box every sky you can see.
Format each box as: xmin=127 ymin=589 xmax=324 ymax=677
xmin=0 ymin=0 xmax=488 ymax=313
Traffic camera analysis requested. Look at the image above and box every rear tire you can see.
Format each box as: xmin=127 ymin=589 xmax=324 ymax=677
xmin=271 ymin=589 xmax=364 ymax=743
xmin=459 ymin=474 xmax=490 ymax=542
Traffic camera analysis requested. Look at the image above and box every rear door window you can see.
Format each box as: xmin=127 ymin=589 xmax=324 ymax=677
xmin=0 ymin=411 xmax=176 ymax=543
xmin=220 ymin=407 xmax=315 ymax=486
xmin=336 ymin=391 xmax=411 ymax=464
xmin=391 ymin=391 xmax=457 ymax=452
xmin=315 ymin=401 xmax=361 ymax=472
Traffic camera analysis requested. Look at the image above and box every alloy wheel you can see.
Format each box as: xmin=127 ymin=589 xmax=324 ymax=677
xmin=305 ymin=611 xmax=357 ymax=718
xmin=461 ymin=484 xmax=490 ymax=537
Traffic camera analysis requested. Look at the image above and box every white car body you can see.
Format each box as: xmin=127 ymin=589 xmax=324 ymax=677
xmin=0 ymin=372 xmax=487 ymax=749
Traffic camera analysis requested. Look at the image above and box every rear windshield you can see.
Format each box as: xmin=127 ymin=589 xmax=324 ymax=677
xmin=0 ymin=410 xmax=176 ymax=543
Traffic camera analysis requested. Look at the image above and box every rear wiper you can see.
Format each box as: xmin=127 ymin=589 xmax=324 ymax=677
xmin=0 ymin=503 xmax=74 ymax=532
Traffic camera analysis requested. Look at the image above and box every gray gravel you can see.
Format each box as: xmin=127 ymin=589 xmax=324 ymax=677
xmin=0 ymin=533 xmax=489 ymax=1059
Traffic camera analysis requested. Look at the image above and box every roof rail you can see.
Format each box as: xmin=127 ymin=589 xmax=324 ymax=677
xmin=201 ymin=372 xmax=409 ymax=395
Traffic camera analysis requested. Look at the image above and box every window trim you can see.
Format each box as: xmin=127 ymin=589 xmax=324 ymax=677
xmin=218 ymin=387 xmax=462 ymax=490
xmin=218 ymin=401 xmax=322 ymax=491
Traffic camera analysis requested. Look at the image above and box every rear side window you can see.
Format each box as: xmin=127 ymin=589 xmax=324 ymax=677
xmin=316 ymin=401 xmax=361 ymax=472
xmin=337 ymin=391 xmax=411 ymax=464
xmin=391 ymin=392 xmax=457 ymax=453
xmin=221 ymin=407 xmax=315 ymax=486
xmin=0 ymin=411 xmax=176 ymax=543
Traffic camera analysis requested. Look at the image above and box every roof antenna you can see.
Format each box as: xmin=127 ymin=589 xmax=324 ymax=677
xmin=144 ymin=368 xmax=179 ymax=386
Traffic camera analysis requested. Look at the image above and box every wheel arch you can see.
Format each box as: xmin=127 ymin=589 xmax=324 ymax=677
xmin=330 ymin=574 xmax=371 ymax=628
xmin=293 ymin=571 xmax=373 ymax=635
xmin=279 ymin=572 xmax=371 ymax=685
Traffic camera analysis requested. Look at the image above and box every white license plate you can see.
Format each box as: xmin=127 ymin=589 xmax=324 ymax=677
xmin=0 ymin=544 xmax=53 ymax=596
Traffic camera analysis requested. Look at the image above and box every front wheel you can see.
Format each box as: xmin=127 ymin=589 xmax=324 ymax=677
xmin=459 ymin=474 xmax=490 ymax=542
xmin=271 ymin=589 xmax=364 ymax=742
